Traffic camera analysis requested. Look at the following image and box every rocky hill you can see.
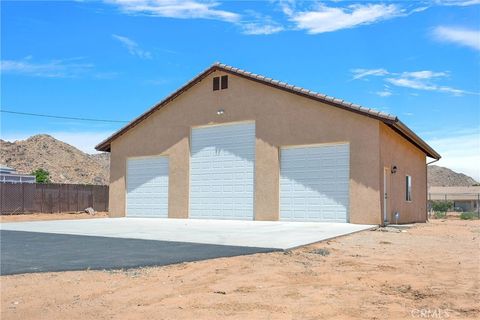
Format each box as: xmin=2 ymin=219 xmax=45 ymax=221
xmin=0 ymin=135 xmax=109 ymax=185
xmin=90 ymin=152 xmax=110 ymax=174
xmin=427 ymin=165 xmax=478 ymax=187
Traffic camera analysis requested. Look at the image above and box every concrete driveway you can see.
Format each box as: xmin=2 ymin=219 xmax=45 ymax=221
xmin=1 ymin=218 xmax=374 ymax=249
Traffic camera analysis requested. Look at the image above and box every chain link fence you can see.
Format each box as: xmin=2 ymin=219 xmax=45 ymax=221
xmin=428 ymin=192 xmax=480 ymax=219
xmin=0 ymin=183 xmax=108 ymax=215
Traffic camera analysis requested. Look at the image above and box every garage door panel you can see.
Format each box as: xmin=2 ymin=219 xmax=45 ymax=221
xmin=127 ymin=157 xmax=169 ymax=217
xmin=190 ymin=122 xmax=255 ymax=220
xmin=127 ymin=182 xmax=167 ymax=191
xmin=280 ymin=143 xmax=350 ymax=222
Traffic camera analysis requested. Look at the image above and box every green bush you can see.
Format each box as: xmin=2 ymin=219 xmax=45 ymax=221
xmin=434 ymin=211 xmax=446 ymax=219
xmin=431 ymin=201 xmax=453 ymax=213
xmin=460 ymin=212 xmax=478 ymax=220
xmin=31 ymin=168 xmax=50 ymax=183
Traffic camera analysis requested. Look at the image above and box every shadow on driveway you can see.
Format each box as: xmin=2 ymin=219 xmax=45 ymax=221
xmin=0 ymin=230 xmax=278 ymax=275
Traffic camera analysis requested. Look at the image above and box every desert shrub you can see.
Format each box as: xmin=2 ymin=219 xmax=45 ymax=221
xmin=434 ymin=211 xmax=446 ymax=219
xmin=311 ymin=248 xmax=330 ymax=256
xmin=460 ymin=212 xmax=478 ymax=220
xmin=31 ymin=168 xmax=50 ymax=183
xmin=431 ymin=201 xmax=453 ymax=213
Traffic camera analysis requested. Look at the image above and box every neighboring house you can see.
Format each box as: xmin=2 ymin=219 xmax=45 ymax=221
xmin=96 ymin=63 xmax=441 ymax=225
xmin=428 ymin=186 xmax=480 ymax=212
xmin=0 ymin=165 xmax=36 ymax=183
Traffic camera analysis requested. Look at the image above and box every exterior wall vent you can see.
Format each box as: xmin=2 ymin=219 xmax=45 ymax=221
xmin=213 ymin=77 xmax=220 ymax=91
xmin=221 ymin=75 xmax=228 ymax=89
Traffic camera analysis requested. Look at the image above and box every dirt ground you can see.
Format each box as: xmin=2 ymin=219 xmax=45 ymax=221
xmin=0 ymin=212 xmax=108 ymax=223
xmin=1 ymin=219 xmax=479 ymax=320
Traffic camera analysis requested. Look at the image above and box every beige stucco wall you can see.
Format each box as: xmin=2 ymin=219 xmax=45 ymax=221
xmin=379 ymin=123 xmax=427 ymax=223
xmin=109 ymin=70 xmax=389 ymax=224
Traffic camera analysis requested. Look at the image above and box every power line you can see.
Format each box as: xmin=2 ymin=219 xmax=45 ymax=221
xmin=1 ymin=109 xmax=129 ymax=123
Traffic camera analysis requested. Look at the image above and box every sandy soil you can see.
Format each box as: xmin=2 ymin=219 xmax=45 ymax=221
xmin=1 ymin=219 xmax=479 ymax=319
xmin=0 ymin=212 xmax=108 ymax=223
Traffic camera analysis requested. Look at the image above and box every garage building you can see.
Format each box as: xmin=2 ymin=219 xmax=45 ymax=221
xmin=96 ymin=63 xmax=441 ymax=225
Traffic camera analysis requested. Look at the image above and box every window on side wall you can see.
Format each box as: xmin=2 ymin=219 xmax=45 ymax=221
xmin=406 ymin=175 xmax=412 ymax=201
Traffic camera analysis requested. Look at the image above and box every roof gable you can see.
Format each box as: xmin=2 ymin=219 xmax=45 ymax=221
xmin=95 ymin=62 xmax=440 ymax=160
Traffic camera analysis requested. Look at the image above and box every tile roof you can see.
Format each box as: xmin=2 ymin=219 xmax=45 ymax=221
xmin=95 ymin=62 xmax=440 ymax=160
xmin=214 ymin=62 xmax=398 ymax=122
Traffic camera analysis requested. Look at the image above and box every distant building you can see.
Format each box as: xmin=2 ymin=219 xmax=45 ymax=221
xmin=0 ymin=165 xmax=36 ymax=183
xmin=428 ymin=186 xmax=480 ymax=212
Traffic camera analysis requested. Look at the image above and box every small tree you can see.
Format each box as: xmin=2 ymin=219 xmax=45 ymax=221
xmin=431 ymin=201 xmax=453 ymax=213
xmin=31 ymin=168 xmax=50 ymax=183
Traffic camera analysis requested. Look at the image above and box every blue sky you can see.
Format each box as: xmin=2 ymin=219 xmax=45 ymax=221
xmin=1 ymin=0 xmax=479 ymax=180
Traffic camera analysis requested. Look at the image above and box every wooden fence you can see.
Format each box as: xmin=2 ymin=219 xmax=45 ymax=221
xmin=0 ymin=183 xmax=108 ymax=215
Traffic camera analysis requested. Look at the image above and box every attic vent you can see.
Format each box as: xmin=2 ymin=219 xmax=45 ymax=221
xmin=213 ymin=77 xmax=220 ymax=91
xmin=213 ymin=75 xmax=228 ymax=91
xmin=221 ymin=75 xmax=228 ymax=89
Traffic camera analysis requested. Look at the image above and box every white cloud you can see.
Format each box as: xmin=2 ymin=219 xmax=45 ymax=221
xmin=386 ymin=71 xmax=471 ymax=96
xmin=2 ymin=131 xmax=114 ymax=154
xmin=101 ymin=1 xmax=479 ymax=38
xmin=279 ymin=0 xmax=295 ymax=16
xmin=241 ymin=22 xmax=284 ymax=35
xmin=386 ymin=77 xmax=436 ymax=91
xmin=106 ymin=1 xmax=287 ymax=36
xmin=105 ymin=0 xmax=240 ymax=22
xmin=286 ymin=3 xmax=404 ymax=34
xmin=107 ymin=1 xmax=284 ymax=36
xmin=351 ymin=68 xmax=389 ymax=80
xmin=103 ymin=1 xmax=479 ymax=38
xmin=434 ymin=0 xmax=480 ymax=6
xmin=427 ymin=129 xmax=480 ymax=181
xmin=376 ymin=90 xmax=392 ymax=97
xmin=112 ymin=34 xmax=152 ymax=59
xmin=409 ymin=6 xmax=430 ymax=13
xmin=401 ymin=71 xmax=448 ymax=79
xmin=0 ymin=57 xmax=94 ymax=78
xmin=352 ymin=68 xmax=474 ymax=96
xmin=433 ymin=26 xmax=480 ymax=51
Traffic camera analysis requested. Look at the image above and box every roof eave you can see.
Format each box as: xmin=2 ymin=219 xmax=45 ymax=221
xmin=390 ymin=120 xmax=441 ymax=160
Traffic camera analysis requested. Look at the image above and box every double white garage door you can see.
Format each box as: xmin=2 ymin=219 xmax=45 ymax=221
xmin=126 ymin=122 xmax=349 ymax=222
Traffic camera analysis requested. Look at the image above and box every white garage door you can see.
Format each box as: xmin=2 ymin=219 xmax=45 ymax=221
xmin=190 ymin=122 xmax=255 ymax=220
xmin=126 ymin=156 xmax=169 ymax=217
xmin=280 ymin=143 xmax=349 ymax=222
